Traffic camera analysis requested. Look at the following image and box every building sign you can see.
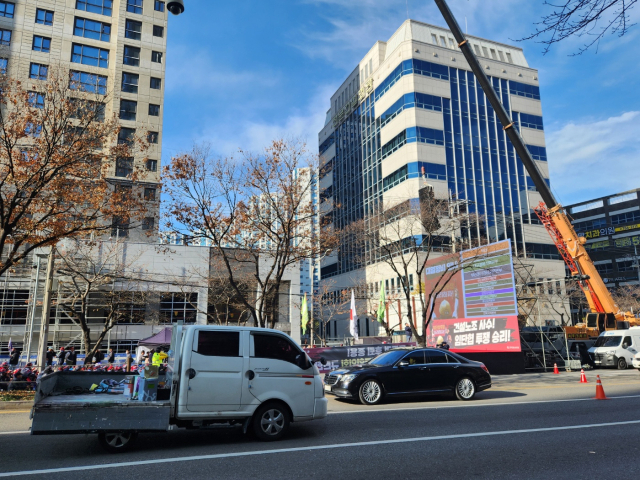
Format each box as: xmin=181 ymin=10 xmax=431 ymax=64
xmin=332 ymin=78 xmax=374 ymax=128
xmin=586 ymin=233 xmax=640 ymax=251
xmin=578 ymin=222 xmax=640 ymax=239
xmin=423 ymin=240 xmax=521 ymax=353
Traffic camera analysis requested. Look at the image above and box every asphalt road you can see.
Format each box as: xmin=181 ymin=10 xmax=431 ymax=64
xmin=1 ymin=370 xmax=639 ymax=479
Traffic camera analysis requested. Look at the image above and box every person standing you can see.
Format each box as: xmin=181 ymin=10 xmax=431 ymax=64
xmin=56 ymin=347 xmax=66 ymax=368
xmin=107 ymin=348 xmax=115 ymax=364
xmin=9 ymin=348 xmax=19 ymax=367
xmin=45 ymin=348 xmax=55 ymax=367
xmin=125 ymin=350 xmax=132 ymax=372
xmin=404 ymin=323 xmax=412 ymax=343
xmin=66 ymin=346 xmax=77 ymax=366
xmin=94 ymin=349 xmax=105 ymax=364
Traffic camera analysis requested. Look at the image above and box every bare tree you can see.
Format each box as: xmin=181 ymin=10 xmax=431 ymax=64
xmin=517 ymin=0 xmax=637 ymax=54
xmin=612 ymin=284 xmax=640 ymax=315
xmin=163 ymin=140 xmax=338 ymax=328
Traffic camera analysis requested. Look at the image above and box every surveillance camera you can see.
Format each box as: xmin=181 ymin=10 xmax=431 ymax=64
xmin=167 ymin=0 xmax=185 ymax=15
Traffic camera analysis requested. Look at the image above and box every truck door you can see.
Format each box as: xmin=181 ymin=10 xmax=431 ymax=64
xmin=186 ymin=329 xmax=245 ymax=412
xmin=246 ymin=333 xmax=315 ymax=418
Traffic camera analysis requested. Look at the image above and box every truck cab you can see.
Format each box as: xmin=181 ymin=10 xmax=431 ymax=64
xmin=588 ymin=328 xmax=640 ymax=369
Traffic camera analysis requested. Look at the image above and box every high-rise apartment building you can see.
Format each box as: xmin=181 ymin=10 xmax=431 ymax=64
xmin=318 ymin=20 xmax=566 ymax=338
xmin=0 ymin=0 xmax=168 ymax=236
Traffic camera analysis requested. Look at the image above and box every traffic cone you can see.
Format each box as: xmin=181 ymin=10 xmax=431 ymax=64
xmin=579 ymin=369 xmax=588 ymax=383
xmin=553 ymin=363 xmax=559 ymax=374
xmin=594 ymin=375 xmax=608 ymax=400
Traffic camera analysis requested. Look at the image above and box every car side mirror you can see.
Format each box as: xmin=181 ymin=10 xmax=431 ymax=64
xmin=320 ymin=357 xmax=327 ymax=366
xmin=398 ymin=360 xmax=409 ymax=367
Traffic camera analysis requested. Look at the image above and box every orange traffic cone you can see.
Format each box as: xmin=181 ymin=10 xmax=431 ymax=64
xmin=553 ymin=363 xmax=559 ymax=374
xmin=579 ymin=369 xmax=588 ymax=383
xmin=594 ymin=375 xmax=608 ymax=400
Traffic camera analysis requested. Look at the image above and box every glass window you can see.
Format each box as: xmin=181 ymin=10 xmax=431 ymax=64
xmin=70 ymin=71 xmax=107 ymax=95
xmin=121 ymin=72 xmax=138 ymax=93
xmin=125 ymin=19 xmax=142 ymax=40
xmin=74 ymin=17 xmax=111 ymax=41
xmin=509 ymin=80 xmax=541 ymax=100
xmin=118 ymin=127 xmax=135 ymax=145
xmin=32 ymin=35 xmax=50 ymax=52
xmin=426 ymin=350 xmax=448 ymax=364
xmin=197 ymin=331 xmax=240 ymax=357
xmin=154 ymin=1 xmax=165 ymax=12
xmin=111 ymin=215 xmax=129 ymax=237
xmin=123 ymin=45 xmax=140 ymax=66
xmin=150 ymin=77 xmax=161 ymax=89
xmin=115 ymin=157 xmax=134 ymax=177
xmin=144 ymin=187 xmax=156 ymax=201
xmin=151 ymin=51 xmax=163 ymax=63
xmin=401 ymin=350 xmax=425 ymax=365
xmin=0 ymin=28 xmax=10 ymax=46
xmin=36 ymin=9 xmax=54 ymax=25
xmin=119 ymin=99 xmax=137 ymax=121
xmin=148 ymin=103 xmax=160 ymax=116
xmin=142 ymin=217 xmax=154 ymax=230
xmin=29 ymin=63 xmax=48 ymax=80
xmin=76 ymin=0 xmax=113 ymax=16
xmin=623 ymin=336 xmax=632 ymax=347
xmin=147 ymin=131 xmax=158 ymax=144
xmin=153 ymin=25 xmax=164 ymax=37
xmin=72 ymin=43 xmax=109 ymax=68
xmin=253 ymin=334 xmax=305 ymax=367
xmin=0 ymin=58 xmax=6 ymax=74
xmin=506 ymin=52 xmax=513 ymax=63
xmin=28 ymin=91 xmax=45 ymax=109
xmin=127 ymin=0 xmax=143 ymax=14
xmin=0 ymin=2 xmax=14 ymax=18
xmin=70 ymin=98 xmax=105 ymax=122
xmin=146 ymin=159 xmax=158 ymax=172
xmin=445 ymin=353 xmax=460 ymax=364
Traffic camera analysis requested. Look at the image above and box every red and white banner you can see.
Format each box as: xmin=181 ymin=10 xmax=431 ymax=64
xmin=426 ymin=315 xmax=521 ymax=353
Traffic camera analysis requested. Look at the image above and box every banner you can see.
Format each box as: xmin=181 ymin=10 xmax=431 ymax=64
xmin=424 ymin=239 xmax=521 ymax=353
xmin=305 ymin=343 xmax=415 ymax=374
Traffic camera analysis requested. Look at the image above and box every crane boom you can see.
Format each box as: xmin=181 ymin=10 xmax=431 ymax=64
xmin=433 ymin=0 xmax=636 ymax=331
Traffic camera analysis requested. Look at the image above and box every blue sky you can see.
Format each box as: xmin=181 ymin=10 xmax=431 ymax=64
xmin=162 ymin=0 xmax=640 ymax=205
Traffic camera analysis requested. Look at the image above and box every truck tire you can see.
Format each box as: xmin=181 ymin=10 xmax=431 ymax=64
xmin=98 ymin=431 xmax=138 ymax=453
xmin=617 ymin=357 xmax=627 ymax=370
xmin=252 ymin=402 xmax=290 ymax=441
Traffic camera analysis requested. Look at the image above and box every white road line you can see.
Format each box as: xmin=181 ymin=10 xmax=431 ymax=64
xmin=2 ymin=419 xmax=640 ymax=477
xmin=0 ymin=431 xmax=29 ymax=435
xmin=328 ymin=393 xmax=640 ymax=414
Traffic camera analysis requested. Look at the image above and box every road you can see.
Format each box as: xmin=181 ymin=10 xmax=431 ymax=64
xmin=1 ymin=370 xmax=639 ymax=479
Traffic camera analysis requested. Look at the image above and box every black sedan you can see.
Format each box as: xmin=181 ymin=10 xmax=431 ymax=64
xmin=323 ymin=348 xmax=491 ymax=405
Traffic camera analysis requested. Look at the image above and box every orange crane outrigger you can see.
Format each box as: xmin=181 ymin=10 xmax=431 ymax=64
xmin=434 ymin=0 xmax=638 ymax=336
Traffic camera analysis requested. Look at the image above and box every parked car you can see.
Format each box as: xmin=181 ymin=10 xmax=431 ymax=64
xmin=633 ymin=351 xmax=640 ymax=371
xmin=588 ymin=328 xmax=640 ymax=369
xmin=323 ymin=347 xmax=491 ymax=405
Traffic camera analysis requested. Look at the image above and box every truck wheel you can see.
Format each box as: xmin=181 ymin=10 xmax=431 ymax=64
xmin=252 ymin=402 xmax=290 ymax=441
xmin=617 ymin=358 xmax=627 ymax=370
xmin=98 ymin=431 xmax=138 ymax=453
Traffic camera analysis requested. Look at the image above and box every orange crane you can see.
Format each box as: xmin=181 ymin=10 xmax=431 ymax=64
xmin=434 ymin=0 xmax=638 ymax=336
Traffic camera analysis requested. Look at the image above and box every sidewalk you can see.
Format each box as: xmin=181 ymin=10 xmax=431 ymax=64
xmin=492 ymin=368 xmax=639 ymax=389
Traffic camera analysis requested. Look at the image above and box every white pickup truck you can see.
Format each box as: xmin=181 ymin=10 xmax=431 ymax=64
xmin=31 ymin=325 xmax=328 ymax=452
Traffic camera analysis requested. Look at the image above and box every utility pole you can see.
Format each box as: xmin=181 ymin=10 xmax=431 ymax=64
xmin=36 ymin=246 xmax=55 ymax=368
xmin=23 ymin=255 xmax=42 ymax=364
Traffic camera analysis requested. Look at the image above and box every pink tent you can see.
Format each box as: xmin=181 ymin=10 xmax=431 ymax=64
xmin=138 ymin=328 xmax=172 ymax=348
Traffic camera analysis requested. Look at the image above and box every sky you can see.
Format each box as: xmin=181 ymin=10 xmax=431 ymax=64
xmin=161 ymin=0 xmax=640 ymax=206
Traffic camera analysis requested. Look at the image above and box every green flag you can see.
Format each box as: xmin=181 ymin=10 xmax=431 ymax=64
xmin=301 ymin=293 xmax=309 ymax=335
xmin=377 ymin=283 xmax=386 ymax=324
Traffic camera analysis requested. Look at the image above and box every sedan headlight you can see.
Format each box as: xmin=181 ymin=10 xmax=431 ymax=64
xmin=341 ymin=374 xmax=358 ymax=384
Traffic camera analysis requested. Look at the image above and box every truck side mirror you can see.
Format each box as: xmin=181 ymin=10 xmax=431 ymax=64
xmin=623 ymin=343 xmax=628 ymax=349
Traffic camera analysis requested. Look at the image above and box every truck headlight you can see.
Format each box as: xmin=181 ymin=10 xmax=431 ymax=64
xmin=606 ymin=351 xmax=615 ymax=357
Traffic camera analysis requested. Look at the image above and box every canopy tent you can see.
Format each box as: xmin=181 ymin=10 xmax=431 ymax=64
xmin=138 ymin=328 xmax=172 ymax=348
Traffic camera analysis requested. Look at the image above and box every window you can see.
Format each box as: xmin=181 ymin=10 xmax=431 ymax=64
xmin=623 ymin=336 xmax=633 ymax=348
xmin=127 ymin=0 xmax=143 ymax=14
xmin=150 ymin=77 xmax=161 ymax=89
xmin=118 ymin=127 xmax=135 ymax=145
xmin=125 ymin=19 xmax=141 ymax=40
xmin=142 ymin=217 xmax=154 ymax=230
xmin=610 ymin=192 xmax=637 ymax=205
xmin=70 ymin=71 xmax=107 ymax=94
xmin=121 ymin=72 xmax=138 ymax=93
xmin=72 ymin=43 xmax=109 ymax=68
xmin=253 ymin=334 xmax=307 ymax=368
xmin=119 ymin=99 xmax=137 ymax=121
xmin=0 ymin=58 xmax=6 ymax=74
xmin=482 ymin=46 xmax=489 ymax=57
xmin=29 ymin=63 xmax=48 ymax=80
xmin=74 ymin=17 xmax=111 ymax=42
xmin=36 ymin=9 xmax=54 ymax=25
xmin=0 ymin=2 xmax=14 ymax=18
xmin=0 ymin=290 xmax=29 ymax=325
xmin=426 ymin=350 xmax=448 ymax=364
xmin=473 ymin=44 xmax=481 ymax=55
xmin=153 ymin=25 xmax=164 ymax=37
xmin=196 ymin=331 xmax=240 ymax=357
xmin=111 ymin=216 xmax=129 ymax=237
xmin=151 ymin=51 xmax=162 ymax=63
xmin=401 ymin=350 xmax=425 ymax=365
xmin=32 ymin=35 xmax=50 ymax=52
xmin=148 ymin=103 xmax=160 ymax=116
xmin=146 ymin=159 xmax=158 ymax=172
xmin=70 ymin=98 xmax=105 ymax=122
xmin=154 ymin=1 xmax=165 ymax=12
xmin=509 ymin=80 xmax=541 ymax=100
xmin=490 ymin=48 xmax=497 ymax=59
xmin=611 ymin=211 xmax=640 ymax=226
xmin=115 ymin=157 xmax=134 ymax=177
xmin=159 ymin=292 xmax=197 ymax=324
xmin=147 ymin=131 xmax=158 ymax=144
xmin=0 ymin=28 xmax=10 ymax=46
xmin=123 ymin=45 xmax=140 ymax=66
xmin=76 ymin=0 xmax=113 ymax=16
xmin=431 ymin=34 xmax=438 ymax=45
xmin=498 ymin=50 xmax=505 ymax=62
xmin=571 ymin=200 xmax=604 ymax=214
xmin=28 ymin=91 xmax=45 ymax=109
xmin=506 ymin=52 xmax=513 ymax=63
xmin=515 ymin=112 xmax=544 ymax=130
xmin=144 ymin=187 xmax=156 ymax=201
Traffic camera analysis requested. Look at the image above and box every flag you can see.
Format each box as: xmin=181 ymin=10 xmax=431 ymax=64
xmin=7 ymin=338 xmax=12 ymax=352
xmin=349 ymin=290 xmax=359 ymax=341
xmin=301 ymin=293 xmax=309 ymax=335
xmin=377 ymin=283 xmax=386 ymax=324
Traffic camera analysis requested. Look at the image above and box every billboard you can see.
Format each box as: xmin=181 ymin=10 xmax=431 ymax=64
xmin=424 ymin=239 xmax=521 ymax=353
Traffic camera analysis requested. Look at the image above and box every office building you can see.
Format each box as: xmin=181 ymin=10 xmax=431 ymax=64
xmin=318 ymin=20 xmax=566 ymax=339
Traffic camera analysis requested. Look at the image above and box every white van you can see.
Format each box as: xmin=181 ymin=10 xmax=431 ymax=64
xmin=588 ymin=328 xmax=640 ymax=369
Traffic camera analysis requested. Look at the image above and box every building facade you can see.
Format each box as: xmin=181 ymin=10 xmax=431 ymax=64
xmin=0 ymin=0 xmax=169 ymax=237
xmin=318 ymin=20 xmax=566 ymax=339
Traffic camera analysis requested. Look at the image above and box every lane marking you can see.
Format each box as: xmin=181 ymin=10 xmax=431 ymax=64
xmin=327 ymin=394 xmax=640 ymax=415
xmin=0 ymin=431 xmax=29 ymax=435
xmin=2 ymin=419 xmax=640 ymax=477
xmin=0 ymin=410 xmax=31 ymax=414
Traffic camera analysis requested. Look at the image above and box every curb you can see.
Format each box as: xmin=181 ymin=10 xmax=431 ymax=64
xmin=0 ymin=401 xmax=33 ymax=411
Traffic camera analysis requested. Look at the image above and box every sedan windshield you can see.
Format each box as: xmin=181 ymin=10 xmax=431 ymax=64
xmin=594 ymin=336 xmax=621 ymax=348
xmin=367 ymin=350 xmax=406 ymax=366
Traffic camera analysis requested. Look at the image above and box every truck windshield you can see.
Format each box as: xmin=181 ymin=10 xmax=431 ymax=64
xmin=594 ymin=336 xmax=622 ymax=348
xmin=367 ymin=350 xmax=406 ymax=366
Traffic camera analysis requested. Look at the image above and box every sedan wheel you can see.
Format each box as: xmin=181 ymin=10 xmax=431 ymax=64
xmin=359 ymin=379 xmax=383 ymax=405
xmin=455 ymin=377 xmax=476 ymax=401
